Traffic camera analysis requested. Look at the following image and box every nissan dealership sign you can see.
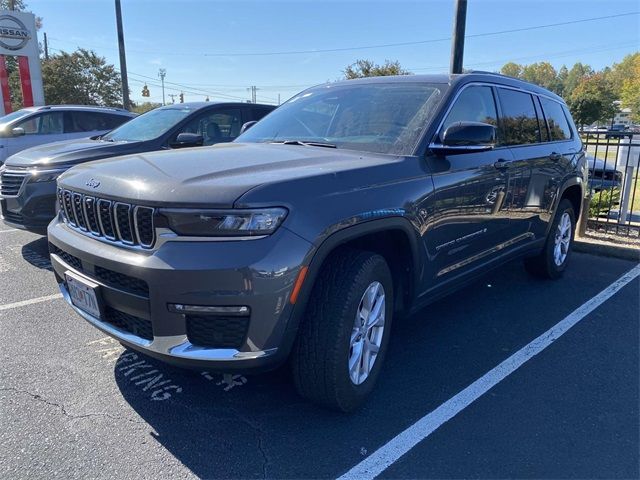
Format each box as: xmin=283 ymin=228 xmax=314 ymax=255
xmin=0 ymin=10 xmax=44 ymax=115
xmin=0 ymin=14 xmax=32 ymax=51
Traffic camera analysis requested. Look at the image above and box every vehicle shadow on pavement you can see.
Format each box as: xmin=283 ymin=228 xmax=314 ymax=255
xmin=21 ymin=236 xmax=52 ymax=271
xmin=112 ymin=253 xmax=637 ymax=479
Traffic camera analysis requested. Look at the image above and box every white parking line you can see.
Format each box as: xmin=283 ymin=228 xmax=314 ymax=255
xmin=0 ymin=293 xmax=63 ymax=312
xmin=0 ymin=228 xmax=18 ymax=234
xmin=338 ymin=264 xmax=640 ymax=480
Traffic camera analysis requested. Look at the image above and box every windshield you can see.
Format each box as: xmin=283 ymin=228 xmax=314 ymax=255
xmin=102 ymin=107 xmax=194 ymax=142
xmin=0 ymin=109 xmax=32 ymax=127
xmin=237 ymin=82 xmax=445 ymax=155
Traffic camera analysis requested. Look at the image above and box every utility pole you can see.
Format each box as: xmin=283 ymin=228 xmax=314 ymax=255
xmin=168 ymin=94 xmax=177 ymax=104
xmin=43 ymin=32 xmax=49 ymax=60
xmin=158 ymin=68 xmax=166 ymax=105
xmin=114 ymin=0 xmax=130 ymax=110
xmin=277 ymin=93 xmax=281 ymax=105
xmin=449 ymin=0 xmax=467 ymax=74
xmin=247 ymin=85 xmax=258 ymax=103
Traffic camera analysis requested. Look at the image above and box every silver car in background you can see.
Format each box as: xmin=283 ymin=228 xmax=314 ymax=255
xmin=0 ymin=105 xmax=135 ymax=165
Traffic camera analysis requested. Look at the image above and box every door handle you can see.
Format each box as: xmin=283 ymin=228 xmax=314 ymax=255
xmin=493 ymin=159 xmax=511 ymax=170
xmin=550 ymin=152 xmax=562 ymax=161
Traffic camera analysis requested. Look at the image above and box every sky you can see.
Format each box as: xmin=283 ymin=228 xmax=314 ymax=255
xmin=27 ymin=0 xmax=640 ymax=106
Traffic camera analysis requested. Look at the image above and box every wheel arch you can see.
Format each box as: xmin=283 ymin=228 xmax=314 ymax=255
xmin=287 ymin=217 xmax=422 ymax=334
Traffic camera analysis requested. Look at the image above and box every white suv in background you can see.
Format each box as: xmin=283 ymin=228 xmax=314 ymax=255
xmin=0 ymin=105 xmax=135 ymax=165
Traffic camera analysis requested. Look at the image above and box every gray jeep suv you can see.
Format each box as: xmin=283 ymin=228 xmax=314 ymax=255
xmin=48 ymin=73 xmax=586 ymax=411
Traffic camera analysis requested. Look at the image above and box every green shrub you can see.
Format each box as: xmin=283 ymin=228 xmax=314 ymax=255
xmin=588 ymin=188 xmax=620 ymax=218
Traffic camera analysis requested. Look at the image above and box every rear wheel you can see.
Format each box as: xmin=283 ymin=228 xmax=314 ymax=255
xmin=291 ymin=249 xmax=393 ymax=412
xmin=524 ymin=199 xmax=576 ymax=279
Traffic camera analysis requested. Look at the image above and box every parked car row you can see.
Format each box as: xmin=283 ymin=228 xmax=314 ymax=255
xmin=0 ymin=102 xmax=274 ymax=233
xmin=1 ymin=73 xmax=587 ymax=411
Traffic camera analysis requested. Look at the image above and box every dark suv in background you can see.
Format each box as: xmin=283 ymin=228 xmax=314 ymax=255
xmin=1 ymin=102 xmax=275 ymax=233
xmin=48 ymin=73 xmax=585 ymax=411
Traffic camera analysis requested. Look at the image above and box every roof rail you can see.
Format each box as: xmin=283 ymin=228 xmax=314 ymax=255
xmin=34 ymin=104 xmax=130 ymax=112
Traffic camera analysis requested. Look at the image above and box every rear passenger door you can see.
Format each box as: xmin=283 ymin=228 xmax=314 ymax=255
xmin=533 ymin=97 xmax=579 ymax=237
xmin=494 ymin=87 xmax=548 ymax=239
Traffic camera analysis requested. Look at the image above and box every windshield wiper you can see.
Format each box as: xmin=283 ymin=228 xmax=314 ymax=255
xmin=269 ymin=140 xmax=336 ymax=148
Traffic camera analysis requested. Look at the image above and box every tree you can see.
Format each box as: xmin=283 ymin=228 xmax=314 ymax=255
xmin=608 ymin=52 xmax=640 ymax=98
xmin=41 ymin=49 xmax=123 ymax=106
xmin=567 ymin=73 xmax=616 ymax=126
xmin=343 ymin=59 xmax=411 ymax=79
xmin=619 ymin=54 xmax=640 ymax=122
xmin=521 ymin=62 xmax=561 ymax=94
xmin=131 ymin=101 xmax=161 ymax=114
xmin=562 ymin=62 xmax=594 ymax=99
xmin=500 ymin=62 xmax=523 ymax=78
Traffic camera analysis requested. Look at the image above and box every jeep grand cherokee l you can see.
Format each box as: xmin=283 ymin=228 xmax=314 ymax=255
xmin=1 ymin=102 xmax=274 ymax=233
xmin=48 ymin=73 xmax=586 ymax=411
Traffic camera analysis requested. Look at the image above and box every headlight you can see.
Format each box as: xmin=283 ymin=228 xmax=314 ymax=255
xmin=29 ymin=167 xmax=69 ymax=183
xmin=158 ymin=208 xmax=288 ymax=237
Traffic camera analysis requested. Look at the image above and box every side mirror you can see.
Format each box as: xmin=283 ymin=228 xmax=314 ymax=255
xmin=171 ymin=132 xmax=204 ymax=148
xmin=11 ymin=127 xmax=25 ymax=137
xmin=433 ymin=121 xmax=496 ymax=154
xmin=240 ymin=121 xmax=257 ymax=135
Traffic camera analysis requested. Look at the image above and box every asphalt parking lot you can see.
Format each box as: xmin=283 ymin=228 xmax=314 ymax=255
xmin=0 ymin=224 xmax=638 ymax=479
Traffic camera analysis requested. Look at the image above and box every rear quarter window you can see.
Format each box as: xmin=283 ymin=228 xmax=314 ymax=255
xmin=540 ymin=97 xmax=572 ymax=141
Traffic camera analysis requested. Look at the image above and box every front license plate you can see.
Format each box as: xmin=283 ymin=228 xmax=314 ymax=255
xmin=65 ymin=271 xmax=101 ymax=318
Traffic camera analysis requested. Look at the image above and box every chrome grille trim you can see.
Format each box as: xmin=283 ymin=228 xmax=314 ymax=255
xmin=62 ymin=190 xmax=76 ymax=227
xmin=0 ymin=169 xmax=28 ymax=197
xmin=97 ymin=199 xmax=116 ymax=240
xmin=133 ymin=206 xmax=155 ymax=248
xmin=114 ymin=202 xmax=134 ymax=245
xmin=58 ymin=189 xmax=155 ymax=249
xmin=82 ymin=196 xmax=100 ymax=235
xmin=72 ymin=192 xmax=87 ymax=231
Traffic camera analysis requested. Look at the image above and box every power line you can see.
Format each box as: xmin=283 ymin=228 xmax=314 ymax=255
xmin=47 ymin=12 xmax=639 ymax=58
xmin=409 ymin=41 xmax=639 ymax=72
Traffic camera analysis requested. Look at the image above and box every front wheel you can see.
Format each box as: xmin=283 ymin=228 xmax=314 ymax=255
xmin=524 ymin=198 xmax=576 ymax=279
xmin=291 ymin=249 xmax=393 ymax=412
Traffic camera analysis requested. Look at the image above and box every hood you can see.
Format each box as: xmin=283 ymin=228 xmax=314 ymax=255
xmin=4 ymin=137 xmax=142 ymax=168
xmin=58 ymin=142 xmax=402 ymax=208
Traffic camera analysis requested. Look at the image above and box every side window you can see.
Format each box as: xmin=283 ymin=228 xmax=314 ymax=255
xmin=103 ymin=113 xmax=131 ymax=130
xmin=176 ymin=109 xmax=242 ymax=146
xmin=250 ymin=106 xmax=274 ymax=122
xmin=16 ymin=112 xmax=64 ymax=135
xmin=67 ymin=111 xmax=120 ymax=133
xmin=540 ymin=98 xmax=572 ymax=141
xmin=440 ymin=86 xmax=498 ymax=136
xmin=497 ymin=88 xmax=540 ymax=146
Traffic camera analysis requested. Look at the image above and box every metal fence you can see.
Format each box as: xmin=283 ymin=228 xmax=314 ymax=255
xmin=582 ymin=129 xmax=640 ymax=238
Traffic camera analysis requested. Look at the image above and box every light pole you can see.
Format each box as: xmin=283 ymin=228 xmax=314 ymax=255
xmin=114 ymin=0 xmax=130 ymax=110
xmin=450 ymin=0 xmax=467 ymax=74
xmin=158 ymin=68 xmax=166 ymax=105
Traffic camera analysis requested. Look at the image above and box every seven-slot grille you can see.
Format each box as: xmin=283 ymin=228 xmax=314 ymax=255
xmin=58 ymin=188 xmax=155 ymax=248
xmin=0 ymin=169 xmax=27 ymax=196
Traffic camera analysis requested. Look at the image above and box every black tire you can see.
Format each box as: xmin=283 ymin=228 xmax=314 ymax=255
xmin=291 ymin=248 xmax=393 ymax=412
xmin=524 ymin=199 xmax=576 ymax=279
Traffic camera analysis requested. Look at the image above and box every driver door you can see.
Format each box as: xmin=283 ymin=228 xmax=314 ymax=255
xmin=6 ymin=111 xmax=65 ymax=157
xmin=423 ymin=85 xmax=514 ymax=286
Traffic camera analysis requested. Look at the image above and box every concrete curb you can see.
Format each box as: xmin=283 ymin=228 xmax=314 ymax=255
xmin=574 ymin=239 xmax=640 ymax=262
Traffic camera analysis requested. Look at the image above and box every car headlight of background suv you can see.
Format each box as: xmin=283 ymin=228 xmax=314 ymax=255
xmin=28 ymin=167 xmax=70 ymax=183
xmin=158 ymin=208 xmax=288 ymax=237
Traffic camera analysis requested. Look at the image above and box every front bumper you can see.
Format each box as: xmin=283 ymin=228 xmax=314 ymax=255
xmin=48 ymin=217 xmax=314 ymax=371
xmin=1 ymin=178 xmax=57 ymax=234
